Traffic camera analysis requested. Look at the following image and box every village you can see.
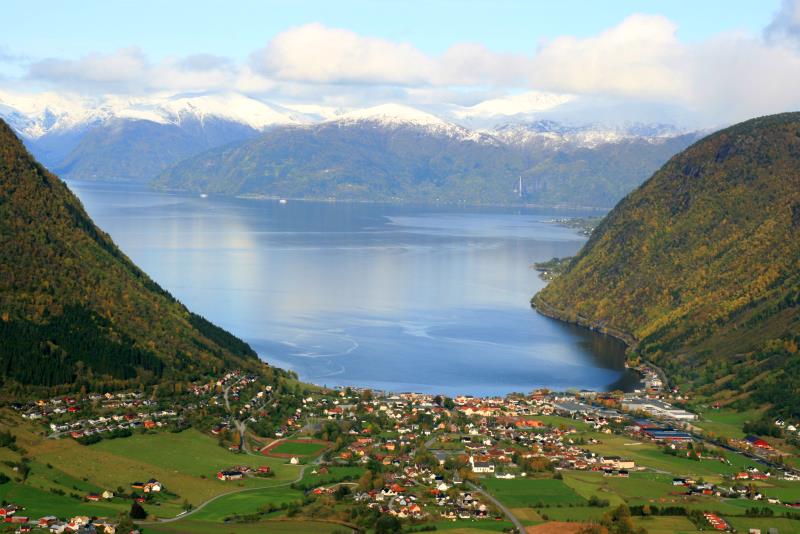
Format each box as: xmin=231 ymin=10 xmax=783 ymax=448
xmin=1 ymin=366 xmax=799 ymax=534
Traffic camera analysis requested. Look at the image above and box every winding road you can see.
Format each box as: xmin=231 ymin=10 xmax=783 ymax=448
xmin=466 ymin=481 xmax=524 ymax=533
xmin=143 ymin=462 xmax=309 ymax=524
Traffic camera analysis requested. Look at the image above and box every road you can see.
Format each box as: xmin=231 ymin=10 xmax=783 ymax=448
xmin=418 ymin=432 xmax=522 ymax=532
xmin=466 ymin=481 xmax=524 ymax=533
xmin=143 ymin=462 xmax=309 ymax=524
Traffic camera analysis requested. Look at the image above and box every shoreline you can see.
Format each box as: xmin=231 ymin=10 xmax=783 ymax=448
xmin=68 ymin=178 xmax=615 ymax=212
xmin=531 ymin=294 xmax=667 ymax=390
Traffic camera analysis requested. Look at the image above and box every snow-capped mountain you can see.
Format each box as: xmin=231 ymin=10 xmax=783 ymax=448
xmin=491 ymin=120 xmax=689 ymax=149
xmin=0 ymin=91 xmax=307 ymax=139
xmin=0 ymin=90 xmax=700 ymax=205
xmin=448 ymin=91 xmax=575 ymax=128
xmin=332 ymin=103 xmax=499 ymax=145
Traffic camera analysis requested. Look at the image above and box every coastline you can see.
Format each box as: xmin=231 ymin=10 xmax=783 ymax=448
xmin=531 ymin=294 xmax=671 ymax=390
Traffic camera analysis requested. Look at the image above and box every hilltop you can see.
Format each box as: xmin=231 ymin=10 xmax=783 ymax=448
xmin=0 ymin=118 xmax=266 ymax=393
xmin=533 ymin=113 xmax=800 ymax=415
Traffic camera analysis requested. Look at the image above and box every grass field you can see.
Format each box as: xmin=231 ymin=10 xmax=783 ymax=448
xmin=582 ymin=434 xmax=761 ymax=480
xmin=632 ymin=515 xmax=701 ymax=533
xmin=726 ymin=516 xmax=800 ymax=534
xmin=22 ymin=429 xmax=302 ymax=518
xmin=268 ymin=440 xmax=329 ymax=457
xmin=0 ymin=481 xmax=125 ymax=518
xmin=297 ymin=465 xmax=364 ymax=487
xmin=187 ymin=485 xmax=304 ymax=521
xmin=430 ymin=519 xmax=516 ymax=532
xmin=481 ymin=478 xmax=586 ymax=507
xmin=561 ymin=471 xmax=711 ymax=513
xmin=149 ymin=519 xmax=354 ymax=533
xmin=692 ymin=408 xmax=765 ymax=439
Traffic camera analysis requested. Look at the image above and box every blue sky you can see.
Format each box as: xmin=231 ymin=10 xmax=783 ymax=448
xmin=2 ymin=1 xmax=800 ymax=127
xmin=2 ymin=0 xmax=779 ymax=60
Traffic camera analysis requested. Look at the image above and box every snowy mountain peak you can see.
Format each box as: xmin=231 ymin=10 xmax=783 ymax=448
xmin=452 ymin=91 xmax=575 ymax=121
xmin=331 ymin=103 xmax=499 ymax=144
xmin=0 ymin=91 xmax=307 ymax=139
xmin=335 ymin=103 xmax=450 ymax=128
xmin=151 ymin=93 xmax=308 ymax=129
xmin=492 ymin=119 xmax=687 ymax=149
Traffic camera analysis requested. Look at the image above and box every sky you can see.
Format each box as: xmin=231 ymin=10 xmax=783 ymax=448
xmin=2 ymin=0 xmax=800 ymax=127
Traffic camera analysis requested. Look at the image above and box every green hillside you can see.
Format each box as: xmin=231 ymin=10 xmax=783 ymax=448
xmin=532 ymin=113 xmax=800 ymax=414
xmin=0 ymin=118 xmax=262 ymax=393
xmin=154 ymin=122 xmax=695 ymax=208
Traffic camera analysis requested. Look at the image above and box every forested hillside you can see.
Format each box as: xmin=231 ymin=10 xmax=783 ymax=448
xmin=154 ymin=121 xmax=696 ymax=208
xmin=0 ymin=119 xmax=264 ymax=393
xmin=533 ymin=113 xmax=800 ymax=415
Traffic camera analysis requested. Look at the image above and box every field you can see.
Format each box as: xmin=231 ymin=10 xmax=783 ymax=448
xmin=692 ymin=407 xmax=765 ymax=439
xmin=632 ymin=515 xmax=701 ymax=534
xmin=726 ymin=516 xmax=800 ymax=534
xmin=563 ymin=471 xmax=685 ymax=506
xmin=481 ymin=478 xmax=586 ymax=507
xmin=149 ymin=519 xmax=355 ymax=533
xmin=296 ymin=465 xmax=364 ymax=487
xmin=262 ymin=438 xmax=331 ymax=458
xmin=581 ymin=434 xmax=761 ymax=480
xmin=0 ymin=481 xmax=125 ymax=518
xmin=4 ymin=425 xmax=303 ymax=520
xmin=430 ymin=519 xmax=516 ymax=532
xmin=186 ymin=485 xmax=304 ymax=522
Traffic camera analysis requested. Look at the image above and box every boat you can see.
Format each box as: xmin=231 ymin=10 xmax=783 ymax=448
xmin=279 ymin=199 xmax=288 ymax=204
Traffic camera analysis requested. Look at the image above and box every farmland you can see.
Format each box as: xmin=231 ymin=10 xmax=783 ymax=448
xmin=264 ymin=439 xmax=331 ymax=458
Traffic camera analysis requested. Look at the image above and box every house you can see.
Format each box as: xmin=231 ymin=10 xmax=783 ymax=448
xmin=38 ymin=517 xmax=58 ymax=528
xmin=289 ymin=457 xmax=300 ymax=465
xmin=143 ymin=479 xmax=162 ymax=492
xmin=217 ymin=470 xmax=244 ymax=481
xmin=469 ymin=455 xmax=495 ymax=474
xmin=744 ymin=436 xmax=774 ymax=450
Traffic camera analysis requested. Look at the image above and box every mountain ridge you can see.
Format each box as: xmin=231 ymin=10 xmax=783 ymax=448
xmin=0 ymin=118 xmax=267 ymax=392
xmin=532 ymin=112 xmax=800 ymax=413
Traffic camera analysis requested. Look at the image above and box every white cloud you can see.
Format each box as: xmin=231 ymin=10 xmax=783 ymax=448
xmin=530 ymin=15 xmax=689 ymax=102
xmin=251 ymin=23 xmax=435 ymax=85
xmin=29 ymin=47 xmax=149 ymax=87
xmin=12 ymin=8 xmax=800 ymax=127
xmin=26 ymin=47 xmax=242 ymax=94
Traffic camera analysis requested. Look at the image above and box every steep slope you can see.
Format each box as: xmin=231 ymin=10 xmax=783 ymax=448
xmin=0 ymin=119 xmax=260 ymax=391
xmin=154 ymin=119 xmax=523 ymax=204
xmin=517 ymin=134 xmax=698 ymax=208
xmin=155 ymin=116 xmax=695 ymax=207
xmin=0 ymin=91 xmax=308 ymax=180
xmin=532 ymin=113 xmax=800 ymax=410
xmin=53 ymin=116 xmax=260 ymax=181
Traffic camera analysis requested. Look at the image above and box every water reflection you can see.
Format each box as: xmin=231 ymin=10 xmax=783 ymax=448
xmin=68 ymin=181 xmax=639 ymax=396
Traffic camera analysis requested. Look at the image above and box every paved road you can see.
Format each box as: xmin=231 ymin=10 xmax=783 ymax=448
xmin=467 ymin=481 xmax=524 ymax=534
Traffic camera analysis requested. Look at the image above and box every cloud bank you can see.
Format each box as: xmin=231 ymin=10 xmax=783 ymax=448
xmin=13 ymin=1 xmax=800 ymax=127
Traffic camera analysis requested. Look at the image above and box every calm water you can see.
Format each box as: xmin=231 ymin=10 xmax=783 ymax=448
xmin=67 ymin=181 xmax=639 ymax=396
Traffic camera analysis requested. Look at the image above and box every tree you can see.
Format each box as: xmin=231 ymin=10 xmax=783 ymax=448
xmin=375 ymin=514 xmax=402 ymax=534
xmin=129 ymin=501 xmax=147 ymax=520
xmin=116 ymin=512 xmax=135 ymax=533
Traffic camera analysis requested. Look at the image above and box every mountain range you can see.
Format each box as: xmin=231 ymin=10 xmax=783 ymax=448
xmin=533 ymin=112 xmax=800 ymax=416
xmin=0 ymin=118 xmax=267 ymax=393
xmin=1 ymin=91 xmax=701 ymax=208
